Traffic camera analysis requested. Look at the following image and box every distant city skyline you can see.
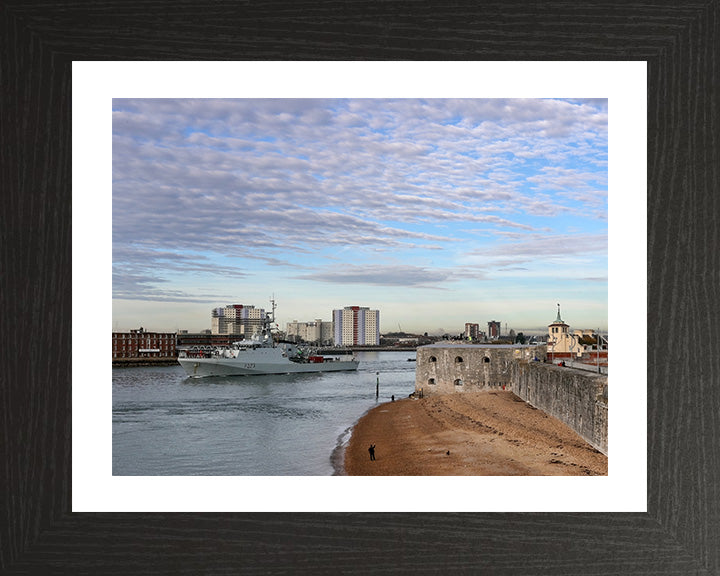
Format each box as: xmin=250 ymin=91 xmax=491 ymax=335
xmin=113 ymin=98 xmax=608 ymax=335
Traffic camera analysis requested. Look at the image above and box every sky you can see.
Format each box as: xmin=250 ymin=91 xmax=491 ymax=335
xmin=112 ymin=98 xmax=608 ymax=335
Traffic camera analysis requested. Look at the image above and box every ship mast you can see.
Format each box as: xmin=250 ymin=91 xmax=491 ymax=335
xmin=267 ymin=296 xmax=277 ymax=346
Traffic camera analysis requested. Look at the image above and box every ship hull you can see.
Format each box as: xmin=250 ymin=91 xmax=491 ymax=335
xmin=178 ymin=356 xmax=359 ymax=378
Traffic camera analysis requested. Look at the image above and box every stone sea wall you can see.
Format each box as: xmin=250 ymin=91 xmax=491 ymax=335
xmin=512 ymin=362 xmax=608 ymax=455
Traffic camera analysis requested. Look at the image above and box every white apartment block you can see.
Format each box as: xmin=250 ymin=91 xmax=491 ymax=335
xmin=464 ymin=323 xmax=480 ymax=341
xmin=211 ymin=304 xmax=265 ymax=336
xmin=332 ymin=306 xmax=380 ymax=346
xmin=286 ymin=319 xmax=334 ymax=344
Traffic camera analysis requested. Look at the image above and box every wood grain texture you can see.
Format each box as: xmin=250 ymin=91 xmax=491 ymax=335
xmin=2 ymin=1 xmax=718 ymax=574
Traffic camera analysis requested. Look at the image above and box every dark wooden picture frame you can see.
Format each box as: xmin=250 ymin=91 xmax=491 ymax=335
xmin=2 ymin=2 xmax=718 ymax=574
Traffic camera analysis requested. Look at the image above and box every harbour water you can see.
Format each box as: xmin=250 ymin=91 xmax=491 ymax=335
xmin=112 ymin=351 xmax=416 ymax=476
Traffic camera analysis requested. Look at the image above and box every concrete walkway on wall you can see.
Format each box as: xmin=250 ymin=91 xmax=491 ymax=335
xmin=562 ymin=360 xmax=608 ymax=375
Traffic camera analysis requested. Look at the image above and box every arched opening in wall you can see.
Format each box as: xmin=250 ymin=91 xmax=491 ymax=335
xmin=455 ymin=356 xmax=464 ymax=363
xmin=428 ymin=378 xmax=436 ymax=385
xmin=429 ymin=356 xmax=437 ymax=363
xmin=483 ymin=356 xmax=490 ymax=363
xmin=454 ymin=379 xmax=463 ymax=386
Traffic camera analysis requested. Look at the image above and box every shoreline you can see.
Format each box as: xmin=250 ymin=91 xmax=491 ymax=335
xmin=343 ymin=391 xmax=607 ymax=476
xmin=331 ymin=424 xmax=354 ymax=476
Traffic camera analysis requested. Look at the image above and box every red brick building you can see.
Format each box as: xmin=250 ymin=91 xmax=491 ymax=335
xmin=112 ymin=328 xmax=177 ymax=359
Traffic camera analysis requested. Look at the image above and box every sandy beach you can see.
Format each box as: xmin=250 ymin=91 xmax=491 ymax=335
xmin=343 ymin=390 xmax=607 ymax=476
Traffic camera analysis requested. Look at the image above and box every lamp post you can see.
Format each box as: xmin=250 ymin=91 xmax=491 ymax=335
xmin=376 ymin=372 xmax=379 ymax=399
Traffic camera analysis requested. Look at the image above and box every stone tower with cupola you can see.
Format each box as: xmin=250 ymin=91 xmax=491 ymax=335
xmin=548 ymin=303 xmax=572 ymax=354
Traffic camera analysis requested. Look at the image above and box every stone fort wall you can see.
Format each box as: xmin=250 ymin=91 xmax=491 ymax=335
xmin=512 ymin=362 xmax=607 ymax=455
xmin=415 ymin=344 xmax=608 ymax=455
xmin=415 ymin=344 xmax=545 ymax=395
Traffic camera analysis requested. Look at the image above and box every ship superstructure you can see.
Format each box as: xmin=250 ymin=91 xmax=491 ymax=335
xmin=177 ymin=299 xmax=359 ymax=378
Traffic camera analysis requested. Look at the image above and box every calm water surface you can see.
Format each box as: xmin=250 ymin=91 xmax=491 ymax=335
xmin=113 ymin=351 xmax=416 ymax=475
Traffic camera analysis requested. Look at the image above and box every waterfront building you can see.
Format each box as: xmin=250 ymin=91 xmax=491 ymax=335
xmin=286 ymin=319 xmax=334 ymax=345
xmin=487 ymin=320 xmax=501 ymax=340
xmin=547 ymin=305 xmax=608 ymax=360
xmin=211 ymin=304 xmax=265 ymax=336
xmin=574 ymin=329 xmax=608 ymax=351
xmin=464 ymin=323 xmax=480 ymax=341
xmin=332 ymin=306 xmax=380 ymax=346
xmin=112 ymin=328 xmax=177 ymax=359
xmin=547 ymin=304 xmax=570 ymax=354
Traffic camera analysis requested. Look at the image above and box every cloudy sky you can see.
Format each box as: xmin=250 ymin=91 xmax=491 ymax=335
xmin=112 ymin=98 xmax=608 ymax=335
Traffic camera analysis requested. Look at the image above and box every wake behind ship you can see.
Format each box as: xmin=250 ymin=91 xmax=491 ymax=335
xmin=177 ymin=300 xmax=359 ymax=378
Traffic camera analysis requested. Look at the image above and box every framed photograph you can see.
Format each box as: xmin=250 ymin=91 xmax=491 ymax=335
xmin=3 ymin=2 xmax=718 ymax=573
xmin=79 ymin=62 xmax=635 ymax=513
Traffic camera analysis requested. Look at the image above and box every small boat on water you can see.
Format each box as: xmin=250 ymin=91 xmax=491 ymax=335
xmin=177 ymin=300 xmax=359 ymax=378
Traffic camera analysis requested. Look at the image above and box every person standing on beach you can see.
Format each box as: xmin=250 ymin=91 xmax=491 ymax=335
xmin=368 ymin=444 xmax=376 ymax=461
